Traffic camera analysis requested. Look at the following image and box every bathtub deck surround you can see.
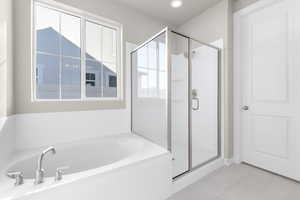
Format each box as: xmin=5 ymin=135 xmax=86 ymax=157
xmin=0 ymin=133 xmax=172 ymax=200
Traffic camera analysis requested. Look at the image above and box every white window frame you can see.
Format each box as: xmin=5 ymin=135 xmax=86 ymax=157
xmin=31 ymin=0 xmax=123 ymax=102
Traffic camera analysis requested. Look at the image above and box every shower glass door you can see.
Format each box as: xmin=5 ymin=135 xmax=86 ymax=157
xmin=170 ymin=32 xmax=189 ymax=177
xmin=131 ymin=28 xmax=221 ymax=179
xmin=190 ymin=39 xmax=219 ymax=168
xmin=131 ymin=30 xmax=169 ymax=149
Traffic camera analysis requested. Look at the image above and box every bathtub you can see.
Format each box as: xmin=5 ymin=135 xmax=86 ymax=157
xmin=0 ymin=133 xmax=172 ymax=200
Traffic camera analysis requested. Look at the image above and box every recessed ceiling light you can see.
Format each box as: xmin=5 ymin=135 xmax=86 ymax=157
xmin=171 ymin=0 xmax=182 ymax=8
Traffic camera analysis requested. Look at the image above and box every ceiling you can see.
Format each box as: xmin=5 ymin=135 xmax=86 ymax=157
xmin=111 ymin=0 xmax=223 ymax=26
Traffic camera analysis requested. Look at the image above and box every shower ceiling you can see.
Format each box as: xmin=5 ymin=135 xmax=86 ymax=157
xmin=110 ymin=0 xmax=223 ymax=26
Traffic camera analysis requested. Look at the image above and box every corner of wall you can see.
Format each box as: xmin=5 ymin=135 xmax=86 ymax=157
xmin=0 ymin=116 xmax=16 ymax=170
xmin=224 ymin=0 xmax=234 ymax=159
xmin=0 ymin=0 xmax=16 ymax=170
xmin=233 ymin=0 xmax=260 ymax=12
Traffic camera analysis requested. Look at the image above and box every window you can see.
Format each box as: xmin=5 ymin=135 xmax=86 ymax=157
xmin=109 ymin=76 xmax=117 ymax=88
xmin=33 ymin=1 xmax=122 ymax=100
xmin=86 ymin=73 xmax=96 ymax=87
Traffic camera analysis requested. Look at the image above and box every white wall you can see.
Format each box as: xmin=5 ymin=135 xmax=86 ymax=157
xmin=234 ymin=0 xmax=260 ymax=11
xmin=0 ymin=0 xmax=15 ymax=170
xmin=0 ymin=20 xmax=7 ymax=118
xmin=0 ymin=0 xmax=14 ymax=118
xmin=176 ymin=0 xmax=227 ymax=44
xmin=15 ymin=110 xmax=130 ymax=150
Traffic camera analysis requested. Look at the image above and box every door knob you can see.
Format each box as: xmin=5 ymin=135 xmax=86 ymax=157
xmin=242 ymin=106 xmax=249 ymax=110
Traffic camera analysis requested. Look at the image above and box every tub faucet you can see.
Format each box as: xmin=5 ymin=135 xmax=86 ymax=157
xmin=34 ymin=146 xmax=56 ymax=185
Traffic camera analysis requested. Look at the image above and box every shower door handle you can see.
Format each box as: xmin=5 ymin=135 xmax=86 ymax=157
xmin=242 ymin=105 xmax=249 ymax=111
xmin=192 ymin=97 xmax=200 ymax=111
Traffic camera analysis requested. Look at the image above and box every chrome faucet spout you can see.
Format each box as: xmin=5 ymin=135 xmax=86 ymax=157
xmin=34 ymin=146 xmax=56 ymax=185
xmin=37 ymin=147 xmax=56 ymax=171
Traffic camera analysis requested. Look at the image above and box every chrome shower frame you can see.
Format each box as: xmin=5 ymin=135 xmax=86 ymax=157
xmin=130 ymin=27 xmax=222 ymax=180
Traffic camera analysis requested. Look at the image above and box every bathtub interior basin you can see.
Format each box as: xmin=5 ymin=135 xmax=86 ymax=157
xmin=7 ymin=135 xmax=144 ymax=179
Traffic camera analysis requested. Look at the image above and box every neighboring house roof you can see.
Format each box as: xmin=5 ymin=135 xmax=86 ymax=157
xmin=37 ymin=27 xmax=115 ymax=75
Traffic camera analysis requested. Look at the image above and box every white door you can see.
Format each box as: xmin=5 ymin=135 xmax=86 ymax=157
xmin=239 ymin=0 xmax=300 ymax=181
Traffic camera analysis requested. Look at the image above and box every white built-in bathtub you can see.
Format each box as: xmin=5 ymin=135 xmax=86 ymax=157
xmin=0 ymin=133 xmax=172 ymax=200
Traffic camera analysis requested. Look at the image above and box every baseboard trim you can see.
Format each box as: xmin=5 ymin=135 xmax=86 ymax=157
xmin=224 ymin=158 xmax=235 ymax=166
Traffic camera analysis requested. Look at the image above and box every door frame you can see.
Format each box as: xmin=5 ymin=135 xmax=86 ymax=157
xmin=233 ymin=0 xmax=284 ymax=163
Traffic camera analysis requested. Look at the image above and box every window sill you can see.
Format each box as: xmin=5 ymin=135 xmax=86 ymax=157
xmin=32 ymin=97 xmax=122 ymax=102
xmin=17 ymin=99 xmax=126 ymax=114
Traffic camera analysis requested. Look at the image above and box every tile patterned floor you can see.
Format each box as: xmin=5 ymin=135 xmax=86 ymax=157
xmin=169 ymin=164 xmax=300 ymax=200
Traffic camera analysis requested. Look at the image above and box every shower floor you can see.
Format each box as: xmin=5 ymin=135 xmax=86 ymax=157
xmin=173 ymin=146 xmax=218 ymax=177
xmin=192 ymin=147 xmax=218 ymax=167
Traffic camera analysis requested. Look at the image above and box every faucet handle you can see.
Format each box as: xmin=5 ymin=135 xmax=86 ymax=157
xmin=7 ymin=171 xmax=24 ymax=186
xmin=55 ymin=166 xmax=69 ymax=181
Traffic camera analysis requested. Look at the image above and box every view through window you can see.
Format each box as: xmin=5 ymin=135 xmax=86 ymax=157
xmin=34 ymin=2 xmax=120 ymax=100
xmin=136 ymin=34 xmax=166 ymax=98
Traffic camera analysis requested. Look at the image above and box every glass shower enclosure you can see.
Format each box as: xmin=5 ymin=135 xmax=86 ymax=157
xmin=131 ymin=28 xmax=220 ymax=179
